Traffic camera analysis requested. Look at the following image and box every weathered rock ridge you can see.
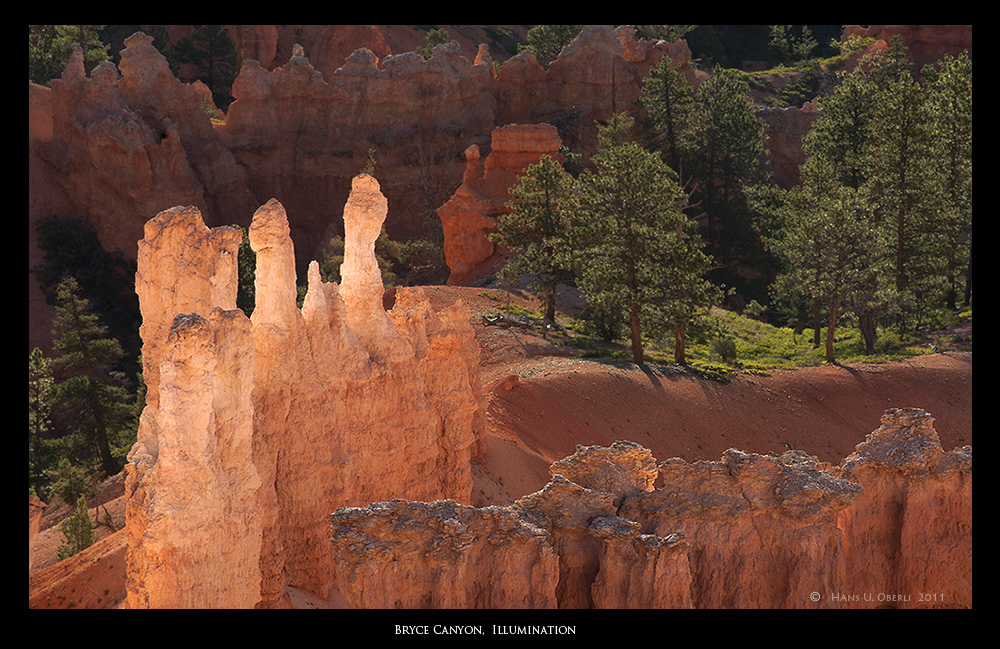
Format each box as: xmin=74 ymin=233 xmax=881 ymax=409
xmin=125 ymin=175 xmax=484 ymax=608
xmin=329 ymin=409 xmax=971 ymax=609
xmin=29 ymin=25 xmax=697 ymax=285
xmin=29 ymin=25 xmax=972 ymax=293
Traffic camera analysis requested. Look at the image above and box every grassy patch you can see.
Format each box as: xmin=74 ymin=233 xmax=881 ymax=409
xmin=547 ymin=302 xmax=966 ymax=383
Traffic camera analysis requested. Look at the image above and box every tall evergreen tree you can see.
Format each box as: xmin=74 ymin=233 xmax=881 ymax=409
xmin=693 ymin=65 xmax=770 ymax=240
xmin=797 ymin=37 xmax=971 ymax=345
xmin=866 ymin=65 xmax=948 ymax=331
xmin=573 ymin=114 xmax=715 ymax=365
xmin=803 ymin=65 xmax=877 ymax=191
xmin=51 ymin=277 xmax=133 ymax=476
xmin=29 ymin=348 xmax=63 ymax=499
xmin=490 ymin=154 xmax=578 ymax=325
xmin=770 ymin=157 xmax=884 ymax=362
xmin=638 ymin=55 xmax=697 ymax=177
xmin=923 ymin=53 xmax=973 ymax=309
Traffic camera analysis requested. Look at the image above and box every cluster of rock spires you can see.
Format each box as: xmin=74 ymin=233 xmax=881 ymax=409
xmin=125 ymin=175 xmax=484 ymax=608
xmin=29 ymin=25 xmax=973 ymax=356
xmin=29 ymin=25 xmax=703 ymax=294
xmin=330 ymin=410 xmax=971 ymax=609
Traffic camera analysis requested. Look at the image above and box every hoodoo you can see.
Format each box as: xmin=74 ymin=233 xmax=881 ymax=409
xmin=125 ymin=177 xmax=484 ymax=608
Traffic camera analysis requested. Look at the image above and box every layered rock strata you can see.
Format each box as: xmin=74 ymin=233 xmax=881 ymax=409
xmin=125 ymin=175 xmax=483 ymax=608
xmin=328 ymin=410 xmax=971 ymax=609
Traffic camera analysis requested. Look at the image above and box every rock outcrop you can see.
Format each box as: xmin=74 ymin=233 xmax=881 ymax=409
xmin=758 ymin=101 xmax=821 ymax=189
xmin=330 ymin=499 xmax=559 ymax=608
xmin=35 ymin=33 xmax=257 ymax=261
xmin=437 ymin=123 xmax=563 ymax=284
xmin=221 ymin=40 xmax=498 ymax=275
xmin=835 ymin=408 xmax=972 ymax=608
xmin=124 ymin=309 xmax=261 ymax=609
xmin=842 ymin=25 xmax=973 ymax=72
xmin=328 ymin=410 xmax=971 ymax=609
xmin=125 ymin=175 xmax=484 ymax=608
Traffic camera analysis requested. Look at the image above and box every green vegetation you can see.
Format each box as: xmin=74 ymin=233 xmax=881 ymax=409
xmin=767 ymin=40 xmax=972 ymax=362
xmin=493 ymin=33 xmax=970 ymax=376
xmin=27 ymin=27 xmax=972 ymax=516
xmin=489 ymin=154 xmax=577 ymax=325
xmin=516 ymin=299 xmax=966 ymax=383
xmin=30 ymin=24 xmax=239 ymax=111
xmin=50 ymin=276 xmax=136 ymax=476
xmin=417 ymin=27 xmax=451 ymax=59
xmin=57 ymin=495 xmax=98 ymax=561
xmin=29 ymin=25 xmax=109 ymax=85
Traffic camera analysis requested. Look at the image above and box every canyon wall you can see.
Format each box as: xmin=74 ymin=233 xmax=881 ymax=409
xmin=29 ymin=25 xmax=972 ymax=292
xmin=329 ymin=409 xmax=971 ymax=609
xmin=29 ymin=26 xmax=696 ymax=285
xmin=125 ymin=175 xmax=484 ymax=608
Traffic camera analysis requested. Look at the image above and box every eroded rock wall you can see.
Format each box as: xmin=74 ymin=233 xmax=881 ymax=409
xmin=29 ymin=25 xmax=699 ymax=300
xmin=35 ymin=33 xmax=257 ymax=261
xmin=835 ymin=408 xmax=972 ymax=608
xmin=328 ymin=410 xmax=971 ymax=609
xmin=221 ymin=41 xmax=497 ymax=275
xmin=125 ymin=175 xmax=483 ymax=608
xmin=125 ymin=309 xmax=261 ymax=609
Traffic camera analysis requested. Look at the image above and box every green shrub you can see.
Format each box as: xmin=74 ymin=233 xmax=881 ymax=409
xmin=711 ymin=337 xmax=739 ymax=364
xmin=57 ymin=495 xmax=97 ymax=561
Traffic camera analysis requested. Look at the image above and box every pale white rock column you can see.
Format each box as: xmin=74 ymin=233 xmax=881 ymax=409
xmin=339 ymin=174 xmax=410 ymax=363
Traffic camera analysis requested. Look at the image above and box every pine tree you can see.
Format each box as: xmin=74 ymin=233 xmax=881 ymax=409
xmin=797 ymin=37 xmax=972 ymax=345
xmin=57 ymin=495 xmax=98 ymax=561
xmin=923 ymin=53 xmax=973 ymax=309
xmin=490 ymin=155 xmax=578 ymax=325
xmin=689 ymin=66 xmax=770 ymax=279
xmin=638 ymin=55 xmax=697 ymax=176
xmin=803 ymin=66 xmax=877 ymax=191
xmin=51 ymin=276 xmax=132 ymax=476
xmin=171 ymin=25 xmax=239 ymax=109
xmin=573 ymin=114 xmax=716 ymax=365
xmin=770 ymin=157 xmax=884 ymax=362
xmin=29 ymin=348 xmax=63 ymax=499
xmin=866 ymin=66 xmax=948 ymax=332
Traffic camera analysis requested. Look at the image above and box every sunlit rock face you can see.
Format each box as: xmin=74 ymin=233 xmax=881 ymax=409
xmin=437 ymin=123 xmax=563 ymax=285
xmin=126 ymin=176 xmax=483 ymax=608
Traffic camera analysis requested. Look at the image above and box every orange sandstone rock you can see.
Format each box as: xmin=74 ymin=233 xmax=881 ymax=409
xmin=125 ymin=309 xmax=261 ymax=609
xmin=330 ymin=499 xmax=559 ymax=608
xmin=836 ymin=408 xmax=972 ymax=608
xmin=126 ymin=178 xmax=484 ymax=608
xmin=326 ymin=409 xmax=970 ymax=609
xmin=438 ymin=123 xmax=563 ymax=285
